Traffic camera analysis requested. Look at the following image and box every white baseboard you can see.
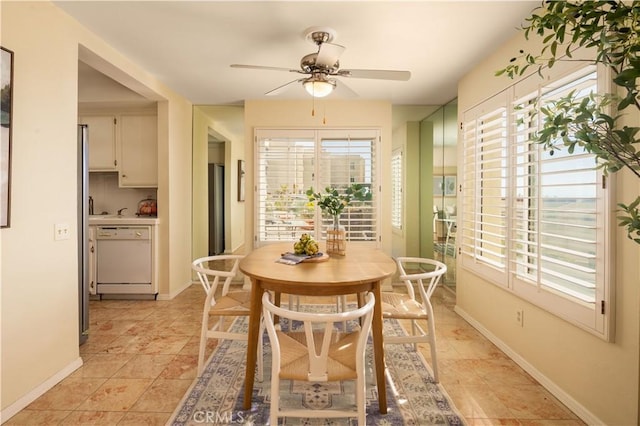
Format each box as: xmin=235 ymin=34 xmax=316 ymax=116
xmin=1 ymin=357 xmax=83 ymax=424
xmin=454 ymin=305 xmax=603 ymax=426
xmin=156 ymin=280 xmax=194 ymax=300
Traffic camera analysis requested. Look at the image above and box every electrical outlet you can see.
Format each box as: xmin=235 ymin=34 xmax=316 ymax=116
xmin=516 ymin=309 xmax=524 ymax=327
xmin=54 ymin=223 xmax=70 ymax=241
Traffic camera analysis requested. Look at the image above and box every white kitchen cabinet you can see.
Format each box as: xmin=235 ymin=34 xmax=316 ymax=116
xmin=80 ymin=115 xmax=117 ymax=171
xmin=118 ymin=114 xmax=158 ymax=188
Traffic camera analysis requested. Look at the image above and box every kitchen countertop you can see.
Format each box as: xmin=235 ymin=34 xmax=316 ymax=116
xmin=89 ymin=215 xmax=159 ymax=226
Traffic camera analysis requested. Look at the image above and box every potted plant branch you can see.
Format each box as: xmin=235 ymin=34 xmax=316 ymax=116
xmin=496 ymin=0 xmax=640 ymax=244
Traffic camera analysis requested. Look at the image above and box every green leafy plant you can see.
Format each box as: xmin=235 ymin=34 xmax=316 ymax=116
xmin=496 ymin=0 xmax=640 ymax=244
xmin=305 ymin=183 xmax=372 ymax=228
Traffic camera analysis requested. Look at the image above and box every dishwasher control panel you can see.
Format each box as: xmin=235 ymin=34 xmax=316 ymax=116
xmin=97 ymin=226 xmax=151 ymax=240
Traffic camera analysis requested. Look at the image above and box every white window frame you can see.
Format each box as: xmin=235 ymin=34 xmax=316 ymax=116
xmin=254 ymin=128 xmax=381 ymax=248
xmin=461 ymin=62 xmax=615 ymax=340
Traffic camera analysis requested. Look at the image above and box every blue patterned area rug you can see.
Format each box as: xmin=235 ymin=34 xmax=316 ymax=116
xmin=169 ymin=305 xmax=466 ymax=425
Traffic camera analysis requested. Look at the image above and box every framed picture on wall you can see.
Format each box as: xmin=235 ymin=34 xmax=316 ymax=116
xmin=237 ymin=159 xmax=245 ymax=202
xmin=444 ymin=175 xmax=457 ymax=197
xmin=1 ymin=46 xmax=14 ymax=228
xmin=432 ymin=176 xmax=444 ymax=197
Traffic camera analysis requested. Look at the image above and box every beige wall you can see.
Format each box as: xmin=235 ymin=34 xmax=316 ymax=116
xmin=457 ymin=31 xmax=640 ymax=425
xmin=192 ymin=107 xmax=211 ymax=261
xmin=162 ymin=98 xmax=193 ymax=298
xmin=243 ymin=100 xmax=393 ymax=254
xmin=1 ymin=1 xmax=193 ymax=417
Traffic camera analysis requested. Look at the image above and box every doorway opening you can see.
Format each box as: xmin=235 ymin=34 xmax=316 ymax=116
xmin=208 ymin=137 xmax=226 ymax=255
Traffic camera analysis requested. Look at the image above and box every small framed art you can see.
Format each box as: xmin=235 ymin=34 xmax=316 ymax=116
xmin=444 ymin=175 xmax=457 ymax=197
xmin=237 ymin=160 xmax=245 ymax=202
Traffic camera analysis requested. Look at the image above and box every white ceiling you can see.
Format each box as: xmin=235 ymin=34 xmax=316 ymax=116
xmin=58 ymin=1 xmax=539 ymax=106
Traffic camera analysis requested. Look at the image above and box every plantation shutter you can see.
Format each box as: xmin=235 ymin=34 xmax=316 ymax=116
xmin=391 ymin=149 xmax=402 ymax=230
xmin=255 ymin=129 xmax=379 ymax=246
xmin=461 ymin=95 xmax=509 ymax=285
xmin=255 ymin=130 xmax=315 ymax=243
xmin=317 ymin=130 xmax=378 ymax=242
xmin=510 ymin=66 xmax=607 ymax=332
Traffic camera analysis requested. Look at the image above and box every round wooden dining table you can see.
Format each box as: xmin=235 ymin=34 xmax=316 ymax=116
xmin=239 ymin=242 xmax=397 ymax=414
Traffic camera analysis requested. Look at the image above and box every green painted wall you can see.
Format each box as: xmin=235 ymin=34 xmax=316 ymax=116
xmin=419 ymin=119 xmax=435 ymax=258
xmin=405 ymin=121 xmax=423 ymax=256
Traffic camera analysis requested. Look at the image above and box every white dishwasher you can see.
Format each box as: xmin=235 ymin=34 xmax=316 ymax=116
xmin=96 ymin=226 xmax=154 ymax=296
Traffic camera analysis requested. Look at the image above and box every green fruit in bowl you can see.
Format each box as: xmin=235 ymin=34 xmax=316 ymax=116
xmin=293 ymin=241 xmax=305 ymax=255
xmin=305 ymin=240 xmax=319 ymax=255
xmin=293 ymin=233 xmax=320 ymax=256
xmin=300 ymin=233 xmax=311 ymax=243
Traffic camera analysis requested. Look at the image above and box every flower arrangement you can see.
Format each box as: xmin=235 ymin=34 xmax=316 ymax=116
xmin=305 ymin=183 xmax=371 ymax=255
xmin=305 ymin=183 xmax=371 ymax=228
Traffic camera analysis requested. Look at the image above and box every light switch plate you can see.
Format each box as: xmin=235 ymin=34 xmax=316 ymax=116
xmin=54 ymin=223 xmax=71 ymax=241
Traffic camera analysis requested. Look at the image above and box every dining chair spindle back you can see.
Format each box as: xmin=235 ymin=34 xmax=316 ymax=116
xmin=262 ymin=291 xmax=375 ymax=425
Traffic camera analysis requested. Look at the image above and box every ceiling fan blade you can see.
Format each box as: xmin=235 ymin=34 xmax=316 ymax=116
xmin=231 ymin=64 xmax=301 ymax=74
xmin=335 ymin=79 xmax=358 ymax=98
xmin=264 ymin=78 xmax=304 ymax=96
xmin=338 ymin=69 xmax=411 ymax=81
xmin=316 ymin=43 xmax=345 ymax=68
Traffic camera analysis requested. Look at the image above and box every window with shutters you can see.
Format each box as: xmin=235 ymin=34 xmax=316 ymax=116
xmin=461 ymin=64 xmax=614 ymax=339
xmin=391 ymin=149 xmax=403 ymax=230
xmin=461 ymin=96 xmax=509 ymax=286
xmin=255 ymin=129 xmax=379 ymax=247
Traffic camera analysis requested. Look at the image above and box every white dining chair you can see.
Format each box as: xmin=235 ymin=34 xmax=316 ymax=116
xmin=262 ymin=291 xmax=375 ymax=425
xmin=192 ymin=254 xmax=263 ymax=380
xmin=381 ymin=256 xmax=447 ymax=382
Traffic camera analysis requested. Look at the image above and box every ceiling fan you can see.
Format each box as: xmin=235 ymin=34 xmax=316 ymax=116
xmin=230 ymin=26 xmax=411 ymax=98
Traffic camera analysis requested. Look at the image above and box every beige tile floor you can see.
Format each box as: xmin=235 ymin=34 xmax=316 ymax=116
xmin=7 ymin=283 xmax=585 ymax=425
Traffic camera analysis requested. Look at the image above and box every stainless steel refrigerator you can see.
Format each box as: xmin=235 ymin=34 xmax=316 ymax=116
xmin=208 ymin=163 xmax=225 ymax=255
xmin=78 ymin=124 xmax=89 ymax=345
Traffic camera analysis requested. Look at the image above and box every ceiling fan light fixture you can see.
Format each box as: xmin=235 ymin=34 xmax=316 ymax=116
xmin=303 ymin=78 xmax=336 ymax=98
